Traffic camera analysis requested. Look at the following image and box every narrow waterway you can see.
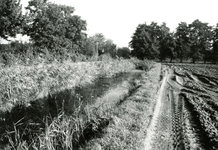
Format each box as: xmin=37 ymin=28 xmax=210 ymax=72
xmin=0 ymin=70 xmax=143 ymax=146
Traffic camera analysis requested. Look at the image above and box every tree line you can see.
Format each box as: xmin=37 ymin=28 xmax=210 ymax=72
xmin=3 ymin=0 xmax=216 ymax=65
xmin=130 ymin=20 xmax=218 ymax=63
xmin=0 ymin=0 xmax=130 ymax=65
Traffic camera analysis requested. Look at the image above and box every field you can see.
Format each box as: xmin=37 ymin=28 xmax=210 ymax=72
xmin=145 ymin=63 xmax=218 ymax=150
xmin=1 ymin=60 xmax=218 ymax=150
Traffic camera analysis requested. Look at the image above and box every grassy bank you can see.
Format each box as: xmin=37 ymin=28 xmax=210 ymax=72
xmin=0 ymin=59 xmax=136 ymax=112
xmin=81 ymin=63 xmax=161 ymax=149
xmin=0 ymin=58 xmax=155 ymax=149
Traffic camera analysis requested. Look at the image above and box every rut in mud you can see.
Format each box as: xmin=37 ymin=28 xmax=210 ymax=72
xmin=144 ymin=64 xmax=218 ymax=150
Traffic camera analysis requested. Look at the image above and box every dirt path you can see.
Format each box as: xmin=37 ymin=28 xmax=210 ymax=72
xmin=143 ymin=71 xmax=169 ymax=150
xmin=144 ymin=64 xmax=218 ymax=150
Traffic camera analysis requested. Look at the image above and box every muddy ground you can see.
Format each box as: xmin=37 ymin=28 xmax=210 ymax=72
xmin=144 ymin=64 xmax=218 ymax=150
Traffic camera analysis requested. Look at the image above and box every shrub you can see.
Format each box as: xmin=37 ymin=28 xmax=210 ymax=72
xmin=98 ymin=53 xmax=113 ymax=61
xmin=130 ymin=57 xmax=154 ymax=71
xmin=0 ymin=52 xmax=17 ymax=67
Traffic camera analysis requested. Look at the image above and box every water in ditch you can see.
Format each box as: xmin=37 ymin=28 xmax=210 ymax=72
xmin=0 ymin=70 xmax=143 ymax=146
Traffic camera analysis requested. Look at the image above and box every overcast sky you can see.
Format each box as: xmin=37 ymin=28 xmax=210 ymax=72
xmin=19 ymin=0 xmax=218 ymax=47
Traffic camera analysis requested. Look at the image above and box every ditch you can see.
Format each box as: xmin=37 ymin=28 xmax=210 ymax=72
xmin=0 ymin=70 xmax=144 ymax=148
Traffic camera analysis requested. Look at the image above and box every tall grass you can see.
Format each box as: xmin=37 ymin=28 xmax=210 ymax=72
xmin=0 ymin=58 xmax=153 ymax=149
xmin=0 ymin=59 xmax=135 ymax=112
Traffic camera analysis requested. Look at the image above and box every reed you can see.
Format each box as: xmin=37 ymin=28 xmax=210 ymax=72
xmin=0 ymin=59 xmax=135 ymax=112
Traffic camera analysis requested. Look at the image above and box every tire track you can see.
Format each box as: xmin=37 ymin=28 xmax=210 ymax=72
xmin=150 ymin=84 xmax=172 ymax=150
xmin=144 ymin=65 xmax=218 ymax=150
xmin=144 ymin=71 xmax=169 ymax=150
xmin=170 ymin=90 xmax=185 ymax=150
xmin=185 ymin=71 xmax=218 ymax=98
xmin=144 ymin=67 xmax=185 ymax=150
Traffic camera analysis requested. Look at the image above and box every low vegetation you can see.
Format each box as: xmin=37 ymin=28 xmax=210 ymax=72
xmin=0 ymin=58 xmax=154 ymax=149
xmin=81 ymin=63 xmax=161 ymax=150
xmin=0 ymin=59 xmax=136 ymax=112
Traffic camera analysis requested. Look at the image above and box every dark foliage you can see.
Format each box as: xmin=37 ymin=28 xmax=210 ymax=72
xmin=0 ymin=0 xmax=24 ymax=40
xmin=130 ymin=20 xmax=217 ymax=63
xmin=117 ymin=47 xmax=131 ymax=58
xmin=24 ymin=0 xmax=87 ymax=54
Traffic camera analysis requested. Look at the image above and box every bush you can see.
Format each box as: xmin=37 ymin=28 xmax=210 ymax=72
xmin=0 ymin=52 xmax=17 ymax=67
xmin=117 ymin=47 xmax=131 ymax=58
xmin=130 ymin=57 xmax=154 ymax=71
xmin=98 ymin=53 xmax=113 ymax=61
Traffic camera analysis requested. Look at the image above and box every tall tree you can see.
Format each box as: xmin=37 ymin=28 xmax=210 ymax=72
xmin=129 ymin=22 xmax=161 ymax=59
xmin=212 ymin=41 xmax=218 ymax=64
xmin=117 ymin=47 xmax=131 ymax=58
xmin=80 ymin=37 xmax=96 ymax=57
xmin=158 ymin=23 xmax=176 ymax=62
xmin=91 ymin=33 xmax=106 ymax=56
xmin=175 ymin=22 xmax=191 ymax=62
xmin=0 ymin=0 xmax=24 ymax=40
xmin=102 ymin=39 xmax=117 ymax=58
xmin=189 ymin=19 xmax=213 ymax=63
xmin=24 ymin=0 xmax=87 ymax=54
xmin=81 ymin=33 xmax=117 ymax=58
xmin=212 ymin=23 xmax=218 ymax=63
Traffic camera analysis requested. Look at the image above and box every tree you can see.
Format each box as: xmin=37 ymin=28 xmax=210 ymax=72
xmin=174 ymin=22 xmax=191 ymax=63
xmin=158 ymin=23 xmax=176 ymax=62
xmin=130 ymin=22 xmax=176 ymax=61
xmin=117 ymin=47 xmax=131 ymax=58
xmin=102 ymin=39 xmax=117 ymax=58
xmin=189 ymin=19 xmax=213 ymax=63
xmin=0 ymin=0 xmax=24 ymax=40
xmin=24 ymin=0 xmax=87 ymax=54
xmin=129 ymin=22 xmax=161 ymax=60
xmin=212 ymin=41 xmax=218 ymax=63
xmin=212 ymin=23 xmax=218 ymax=63
xmin=91 ymin=33 xmax=106 ymax=56
xmin=81 ymin=33 xmax=117 ymax=58
xmin=80 ymin=37 xmax=95 ymax=57
xmin=160 ymin=32 xmax=177 ymax=62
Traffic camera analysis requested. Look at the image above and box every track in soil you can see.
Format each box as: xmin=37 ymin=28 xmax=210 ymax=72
xmin=144 ymin=64 xmax=218 ymax=150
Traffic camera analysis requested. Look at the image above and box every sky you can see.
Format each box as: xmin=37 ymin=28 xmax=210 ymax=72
xmin=15 ymin=0 xmax=218 ymax=47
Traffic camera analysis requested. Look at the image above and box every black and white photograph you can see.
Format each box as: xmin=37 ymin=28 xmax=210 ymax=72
xmin=0 ymin=0 xmax=218 ymax=149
